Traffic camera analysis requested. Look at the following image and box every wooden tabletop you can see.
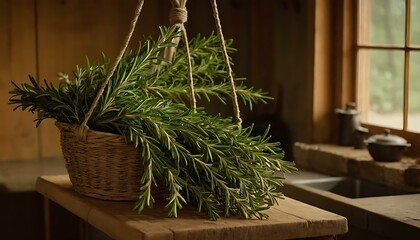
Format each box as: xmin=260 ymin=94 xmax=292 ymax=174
xmin=36 ymin=175 xmax=347 ymax=240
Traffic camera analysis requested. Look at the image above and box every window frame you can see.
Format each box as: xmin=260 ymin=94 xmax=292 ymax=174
xmin=339 ymin=0 xmax=420 ymax=156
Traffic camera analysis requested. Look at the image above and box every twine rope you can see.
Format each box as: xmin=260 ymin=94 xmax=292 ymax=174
xmin=169 ymin=7 xmax=188 ymax=25
xmin=180 ymin=25 xmax=196 ymax=110
xmin=210 ymin=0 xmax=242 ymax=126
xmin=78 ymin=0 xmax=145 ymax=140
xmin=168 ymin=0 xmax=197 ymax=111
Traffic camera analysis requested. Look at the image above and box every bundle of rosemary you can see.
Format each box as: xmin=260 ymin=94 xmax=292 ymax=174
xmin=9 ymin=26 xmax=297 ymax=220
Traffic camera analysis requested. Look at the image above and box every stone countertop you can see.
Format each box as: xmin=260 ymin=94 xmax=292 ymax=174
xmin=354 ymin=194 xmax=420 ymax=235
xmin=291 ymin=143 xmax=420 ymax=238
xmin=282 ymin=169 xmax=420 ymax=239
xmin=293 ymin=142 xmax=420 ymax=192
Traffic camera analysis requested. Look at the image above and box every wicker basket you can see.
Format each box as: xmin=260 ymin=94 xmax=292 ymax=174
xmin=56 ymin=122 xmax=143 ymax=200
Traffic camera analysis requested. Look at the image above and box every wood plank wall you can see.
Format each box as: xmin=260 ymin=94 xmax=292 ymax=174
xmin=1 ymin=0 xmax=279 ymax=162
xmin=0 ymin=0 xmax=168 ymax=161
xmin=0 ymin=0 xmax=38 ymax=161
xmin=35 ymin=0 xmax=166 ymax=158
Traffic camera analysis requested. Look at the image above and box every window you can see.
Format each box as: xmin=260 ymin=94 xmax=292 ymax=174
xmin=356 ymin=0 xmax=420 ymax=134
xmin=328 ymin=0 xmax=420 ymax=156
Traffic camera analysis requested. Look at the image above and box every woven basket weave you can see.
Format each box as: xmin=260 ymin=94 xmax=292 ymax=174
xmin=56 ymin=122 xmax=143 ymax=200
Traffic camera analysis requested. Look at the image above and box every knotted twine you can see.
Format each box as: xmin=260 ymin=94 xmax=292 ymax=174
xmin=165 ymin=0 xmax=197 ymax=111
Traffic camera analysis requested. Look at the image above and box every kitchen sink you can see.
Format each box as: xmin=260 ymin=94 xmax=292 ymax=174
xmin=281 ymin=170 xmax=420 ymax=239
xmin=291 ymin=176 xmax=410 ymax=198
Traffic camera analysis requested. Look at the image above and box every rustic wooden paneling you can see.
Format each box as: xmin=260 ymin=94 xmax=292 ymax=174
xmin=1 ymin=0 xmax=293 ymax=161
xmin=311 ymin=0 xmax=334 ymax=143
xmin=0 ymin=0 xmax=38 ymax=161
xmin=36 ymin=0 xmax=166 ymax=158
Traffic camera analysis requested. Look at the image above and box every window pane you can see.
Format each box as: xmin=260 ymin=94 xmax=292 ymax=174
xmin=359 ymin=0 xmax=405 ymax=45
xmin=408 ymin=52 xmax=420 ymax=132
xmin=358 ymin=49 xmax=404 ymax=129
xmin=411 ymin=0 xmax=420 ymax=46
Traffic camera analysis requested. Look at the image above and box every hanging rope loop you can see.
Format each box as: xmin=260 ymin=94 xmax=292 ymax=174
xmin=78 ymin=0 xmax=242 ymax=139
xmin=165 ymin=0 xmax=197 ymax=111
xmin=169 ymin=7 xmax=188 ymax=25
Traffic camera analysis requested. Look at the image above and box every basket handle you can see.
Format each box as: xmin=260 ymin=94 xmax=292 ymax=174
xmin=78 ymin=0 xmax=242 ymax=139
xmin=78 ymin=0 xmax=145 ymax=140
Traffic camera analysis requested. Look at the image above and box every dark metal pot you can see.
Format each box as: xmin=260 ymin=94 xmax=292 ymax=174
xmin=364 ymin=129 xmax=411 ymax=162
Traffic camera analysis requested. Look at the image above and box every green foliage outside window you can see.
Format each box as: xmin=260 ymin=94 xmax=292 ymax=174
xmin=367 ymin=0 xmax=420 ymax=113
